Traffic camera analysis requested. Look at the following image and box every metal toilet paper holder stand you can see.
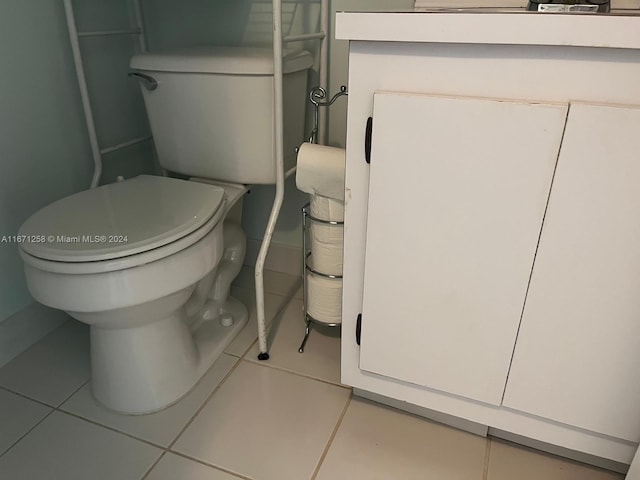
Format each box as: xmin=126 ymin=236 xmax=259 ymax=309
xmin=298 ymin=203 xmax=343 ymax=353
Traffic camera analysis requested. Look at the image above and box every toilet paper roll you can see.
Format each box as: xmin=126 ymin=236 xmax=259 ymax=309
xmin=308 ymin=195 xmax=344 ymax=276
xmin=309 ymin=195 xmax=344 ymax=222
xmin=309 ymin=225 xmax=343 ymax=276
xmin=296 ymin=143 xmax=346 ymax=200
xmin=306 ymin=271 xmax=343 ymax=325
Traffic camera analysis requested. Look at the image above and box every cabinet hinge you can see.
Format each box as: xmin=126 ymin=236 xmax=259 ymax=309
xmin=356 ymin=313 xmax=362 ymax=345
xmin=364 ymin=117 xmax=373 ymax=164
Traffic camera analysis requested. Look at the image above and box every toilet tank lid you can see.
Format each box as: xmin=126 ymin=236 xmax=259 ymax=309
xmin=130 ymin=46 xmax=313 ymax=75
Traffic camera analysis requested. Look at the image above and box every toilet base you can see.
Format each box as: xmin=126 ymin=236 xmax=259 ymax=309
xmin=89 ymin=295 xmax=248 ymax=415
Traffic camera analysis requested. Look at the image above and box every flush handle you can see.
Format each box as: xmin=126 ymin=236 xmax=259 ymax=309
xmin=128 ymin=72 xmax=158 ymax=91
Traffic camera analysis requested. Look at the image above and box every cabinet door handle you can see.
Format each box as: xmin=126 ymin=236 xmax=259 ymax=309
xmin=356 ymin=313 xmax=362 ymax=345
xmin=365 ymin=117 xmax=373 ymax=164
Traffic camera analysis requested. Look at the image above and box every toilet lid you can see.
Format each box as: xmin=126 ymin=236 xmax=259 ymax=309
xmin=19 ymin=175 xmax=225 ymax=263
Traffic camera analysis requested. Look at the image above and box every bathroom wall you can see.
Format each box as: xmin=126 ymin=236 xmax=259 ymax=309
xmin=0 ymin=0 xmax=157 ymax=366
xmin=0 ymin=0 xmax=94 ymax=365
xmin=0 ymin=1 xmax=94 ymax=322
xmin=72 ymin=0 xmax=157 ymax=183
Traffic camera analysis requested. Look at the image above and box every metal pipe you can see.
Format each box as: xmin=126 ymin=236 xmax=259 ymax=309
xmin=318 ymin=0 xmax=330 ymax=145
xmin=255 ymin=0 xmax=286 ymax=359
xmin=63 ymin=0 xmax=102 ymax=189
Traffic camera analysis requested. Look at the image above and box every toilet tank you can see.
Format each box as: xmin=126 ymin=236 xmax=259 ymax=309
xmin=130 ymin=47 xmax=312 ymax=184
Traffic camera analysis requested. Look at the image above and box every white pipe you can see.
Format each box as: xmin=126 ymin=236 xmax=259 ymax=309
xmin=255 ymin=0 xmax=286 ymax=358
xmin=63 ymin=0 xmax=102 ymax=189
xmin=318 ymin=0 xmax=330 ymax=145
xmin=285 ymin=165 xmax=297 ymax=179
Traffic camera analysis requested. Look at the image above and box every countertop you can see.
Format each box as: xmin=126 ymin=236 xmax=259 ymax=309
xmin=335 ymin=10 xmax=640 ymax=49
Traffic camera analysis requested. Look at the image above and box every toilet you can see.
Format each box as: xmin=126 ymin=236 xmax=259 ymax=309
xmin=17 ymin=47 xmax=312 ymax=414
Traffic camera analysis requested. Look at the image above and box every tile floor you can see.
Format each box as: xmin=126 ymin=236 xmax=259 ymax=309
xmin=0 ymin=267 xmax=627 ymax=480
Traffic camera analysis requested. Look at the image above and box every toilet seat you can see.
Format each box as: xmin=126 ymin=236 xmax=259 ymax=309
xmin=19 ymin=175 xmax=226 ymax=264
xmin=20 ymin=175 xmax=225 ymax=263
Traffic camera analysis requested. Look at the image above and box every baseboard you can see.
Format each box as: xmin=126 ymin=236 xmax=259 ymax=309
xmin=489 ymin=428 xmax=629 ymax=474
xmin=0 ymin=302 xmax=69 ymax=369
xmin=354 ymin=388 xmax=490 ymax=437
xmin=244 ymin=238 xmax=302 ymax=276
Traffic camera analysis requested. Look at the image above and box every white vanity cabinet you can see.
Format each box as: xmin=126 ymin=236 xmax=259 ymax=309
xmin=337 ymin=12 xmax=640 ymax=466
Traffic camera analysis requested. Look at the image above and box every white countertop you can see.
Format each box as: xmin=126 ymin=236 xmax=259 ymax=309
xmin=335 ymin=11 xmax=640 ymax=49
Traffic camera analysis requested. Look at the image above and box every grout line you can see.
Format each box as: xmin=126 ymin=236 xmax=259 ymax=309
xmin=166 ymin=354 xmax=243 ymax=451
xmin=56 ymin=409 xmax=168 ymax=450
xmin=57 ymin=378 xmax=91 ymax=407
xmin=239 ymin=357 xmax=350 ymax=391
xmin=140 ymin=451 xmax=167 ymax=480
xmin=56 ymin=355 xmax=244 ymax=453
xmin=310 ymin=391 xmax=352 ymax=480
xmin=483 ymin=438 xmax=493 ymax=480
xmin=168 ymin=450 xmax=255 ymax=480
xmin=0 ymin=384 xmax=59 ymax=410
xmin=0 ymin=407 xmax=56 ymax=459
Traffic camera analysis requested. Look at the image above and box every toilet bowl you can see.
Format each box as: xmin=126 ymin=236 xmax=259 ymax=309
xmin=18 ymin=175 xmax=249 ymax=414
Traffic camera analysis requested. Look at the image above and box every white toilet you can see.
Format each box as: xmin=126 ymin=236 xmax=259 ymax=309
xmin=17 ymin=47 xmax=312 ymax=414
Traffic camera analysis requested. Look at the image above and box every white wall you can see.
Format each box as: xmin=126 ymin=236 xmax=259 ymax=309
xmin=0 ymin=0 xmax=157 ymax=364
xmin=0 ymin=0 xmax=94 ymax=322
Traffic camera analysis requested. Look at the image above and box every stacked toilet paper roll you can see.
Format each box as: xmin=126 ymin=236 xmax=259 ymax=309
xmin=296 ymin=143 xmax=346 ymax=325
xmin=309 ymin=195 xmax=344 ymax=276
xmin=306 ymin=268 xmax=343 ymax=325
xmin=306 ymin=195 xmax=344 ymax=324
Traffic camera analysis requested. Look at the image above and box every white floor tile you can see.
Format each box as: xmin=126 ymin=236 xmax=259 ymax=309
xmin=0 ymin=321 xmax=90 ymax=406
xmin=315 ymin=397 xmax=487 ymax=480
xmin=0 ymin=389 xmax=51 ymax=456
xmin=225 ymin=286 xmax=300 ymax=358
xmin=60 ymin=354 xmax=238 ymax=447
xmin=146 ymin=453 xmax=243 ymax=480
xmin=486 ymin=440 xmax=624 ymax=480
xmin=173 ymin=361 xmax=350 ymax=480
xmin=233 ymin=266 xmax=302 ymax=299
xmin=0 ymin=411 xmax=162 ymax=480
xmin=247 ymin=295 xmax=341 ymax=385
xmin=0 ymin=302 xmax=68 ymax=369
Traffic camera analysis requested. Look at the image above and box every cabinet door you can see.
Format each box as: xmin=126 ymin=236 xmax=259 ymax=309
xmin=502 ymin=103 xmax=640 ymax=441
xmin=359 ymin=92 xmax=567 ymax=405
